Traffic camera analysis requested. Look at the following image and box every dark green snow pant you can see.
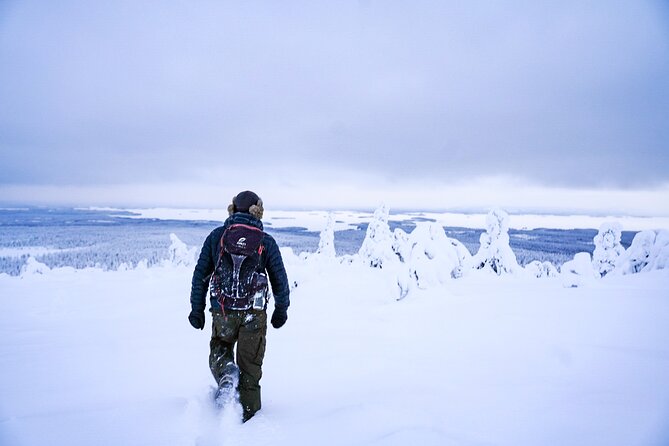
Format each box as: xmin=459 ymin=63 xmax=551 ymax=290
xmin=210 ymin=308 xmax=267 ymax=418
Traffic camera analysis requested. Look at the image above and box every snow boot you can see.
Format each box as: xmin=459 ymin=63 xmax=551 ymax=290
xmin=243 ymin=410 xmax=255 ymax=423
xmin=214 ymin=362 xmax=240 ymax=409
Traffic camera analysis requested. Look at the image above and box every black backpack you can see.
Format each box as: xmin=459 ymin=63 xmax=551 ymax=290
xmin=210 ymin=224 xmax=269 ymax=310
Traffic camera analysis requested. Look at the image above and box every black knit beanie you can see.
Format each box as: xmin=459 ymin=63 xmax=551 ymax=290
xmin=228 ymin=190 xmax=264 ymax=219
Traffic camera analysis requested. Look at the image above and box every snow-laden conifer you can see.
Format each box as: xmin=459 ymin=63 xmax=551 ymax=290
xmin=20 ymin=256 xmax=50 ymax=276
xmin=615 ymin=230 xmax=656 ymax=274
xmin=395 ymin=222 xmax=472 ymax=298
xmin=406 ymin=223 xmax=468 ymax=288
xmin=615 ymin=230 xmax=669 ymax=274
xmin=592 ymin=222 xmax=624 ymax=276
xmin=358 ymin=204 xmax=398 ymax=269
xmin=391 ymin=228 xmax=410 ymax=263
xmin=470 ymin=208 xmax=521 ymax=274
xmin=525 ymin=260 xmax=558 ymax=278
xmin=646 ymin=230 xmax=669 ymax=271
xmin=166 ymin=233 xmax=197 ymax=267
xmin=315 ymin=214 xmax=336 ymax=258
xmin=560 ymin=252 xmax=599 ymax=287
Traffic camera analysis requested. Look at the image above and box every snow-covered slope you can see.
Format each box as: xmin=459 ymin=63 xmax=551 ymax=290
xmin=2 ymin=257 xmax=668 ymax=446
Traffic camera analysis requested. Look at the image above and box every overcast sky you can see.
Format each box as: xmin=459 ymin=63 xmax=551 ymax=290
xmin=1 ymin=1 xmax=668 ymax=213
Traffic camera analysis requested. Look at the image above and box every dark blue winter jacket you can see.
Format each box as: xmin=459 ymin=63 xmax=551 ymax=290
xmin=190 ymin=213 xmax=290 ymax=313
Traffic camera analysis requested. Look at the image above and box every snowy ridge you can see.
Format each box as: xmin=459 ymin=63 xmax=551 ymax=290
xmin=2 ymin=208 xmax=669 ymax=445
xmin=2 ymin=239 xmax=669 ymax=445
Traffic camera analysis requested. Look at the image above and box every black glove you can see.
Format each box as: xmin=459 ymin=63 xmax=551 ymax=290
xmin=188 ymin=310 xmax=205 ymax=330
xmin=271 ymin=307 xmax=288 ymax=329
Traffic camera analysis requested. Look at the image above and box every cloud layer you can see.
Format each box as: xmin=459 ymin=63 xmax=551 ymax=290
xmin=1 ymin=1 xmax=668 ymax=201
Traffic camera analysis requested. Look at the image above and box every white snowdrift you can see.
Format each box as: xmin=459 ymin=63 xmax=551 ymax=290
xmin=2 ymin=257 xmax=669 ymax=446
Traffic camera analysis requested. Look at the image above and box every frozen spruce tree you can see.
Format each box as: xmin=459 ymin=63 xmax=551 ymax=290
xmin=404 ymin=222 xmax=469 ymax=290
xmin=646 ymin=230 xmax=669 ymax=271
xmin=358 ymin=204 xmax=398 ymax=268
xmin=315 ymin=213 xmax=337 ymax=258
xmin=615 ymin=230 xmax=660 ymax=274
xmin=470 ymin=208 xmax=521 ymax=275
xmin=391 ymin=228 xmax=410 ymax=263
xmin=166 ymin=233 xmax=196 ymax=267
xmin=592 ymin=222 xmax=624 ymax=276
xmin=561 ymin=252 xmax=599 ymax=287
xmin=525 ymin=260 xmax=558 ymax=278
xmin=614 ymin=229 xmax=669 ymax=273
xmin=391 ymin=228 xmax=412 ymax=299
xmin=20 ymin=256 xmax=50 ymax=276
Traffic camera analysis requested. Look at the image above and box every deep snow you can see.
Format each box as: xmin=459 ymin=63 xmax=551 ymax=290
xmin=2 ymin=255 xmax=669 ymax=446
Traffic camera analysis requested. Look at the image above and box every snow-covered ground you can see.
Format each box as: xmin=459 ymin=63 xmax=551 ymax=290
xmin=2 ymin=253 xmax=669 ymax=446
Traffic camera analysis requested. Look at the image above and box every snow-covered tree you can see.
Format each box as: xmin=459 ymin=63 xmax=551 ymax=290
xmin=358 ymin=204 xmax=398 ymax=269
xmin=592 ymin=222 xmax=624 ymax=276
xmin=20 ymin=256 xmax=50 ymax=275
xmin=646 ymin=230 xmax=669 ymax=271
xmin=166 ymin=233 xmax=196 ymax=267
xmin=615 ymin=230 xmax=655 ymax=274
xmin=396 ymin=222 xmax=472 ymax=298
xmin=391 ymin=228 xmax=410 ymax=263
xmin=560 ymin=252 xmax=599 ymax=287
xmin=315 ymin=214 xmax=337 ymax=258
xmin=407 ymin=223 xmax=468 ymax=287
xmin=470 ymin=208 xmax=521 ymax=275
xmin=615 ymin=230 xmax=669 ymax=274
xmin=525 ymin=260 xmax=558 ymax=278
xmin=449 ymin=238 xmax=472 ymax=277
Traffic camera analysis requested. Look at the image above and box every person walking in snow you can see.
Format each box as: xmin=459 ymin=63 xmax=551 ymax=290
xmin=188 ymin=190 xmax=290 ymax=422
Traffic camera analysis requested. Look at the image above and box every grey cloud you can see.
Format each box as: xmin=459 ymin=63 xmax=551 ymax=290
xmin=1 ymin=0 xmax=668 ymax=189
